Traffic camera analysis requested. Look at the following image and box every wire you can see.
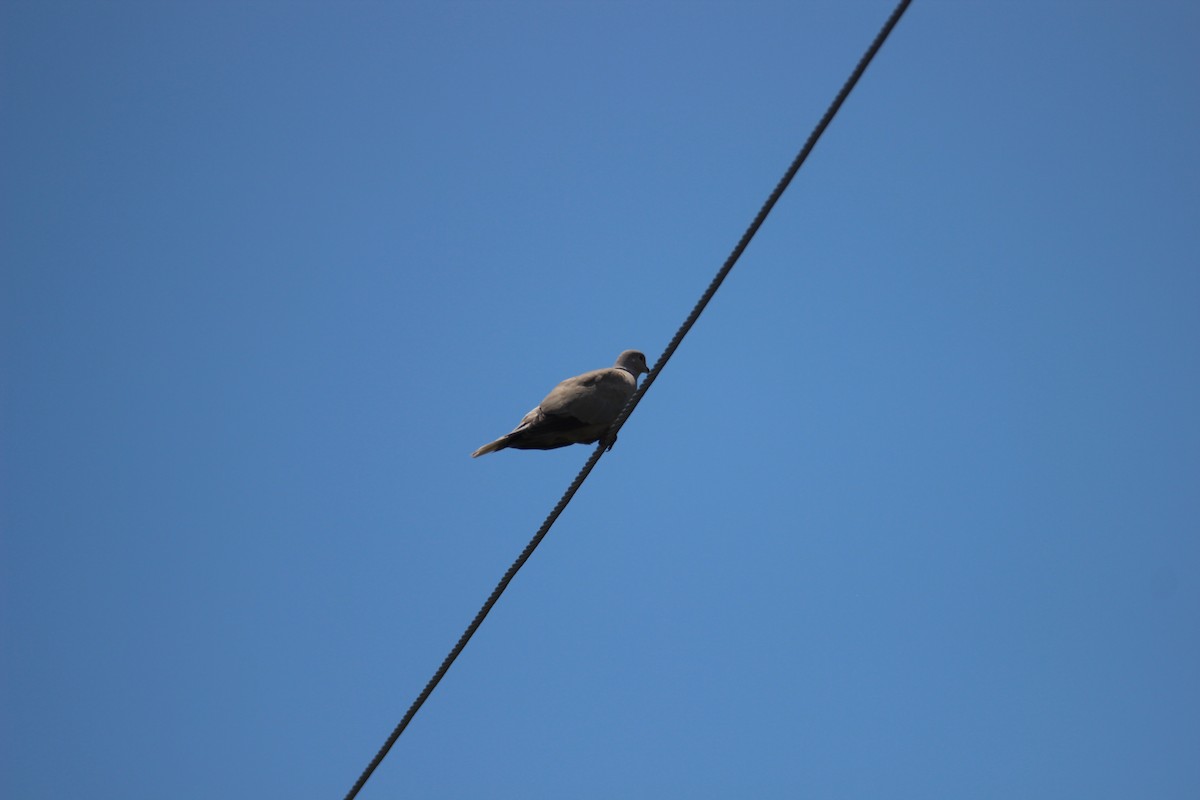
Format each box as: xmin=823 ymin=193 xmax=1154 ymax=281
xmin=343 ymin=2 xmax=912 ymax=796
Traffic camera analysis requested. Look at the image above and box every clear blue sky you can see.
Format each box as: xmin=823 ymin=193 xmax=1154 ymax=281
xmin=3 ymin=1 xmax=1198 ymax=797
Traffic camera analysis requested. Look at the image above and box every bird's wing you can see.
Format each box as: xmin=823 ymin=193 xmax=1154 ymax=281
xmin=538 ymin=368 xmax=636 ymax=425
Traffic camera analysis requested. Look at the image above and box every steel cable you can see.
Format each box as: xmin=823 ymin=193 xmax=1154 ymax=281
xmin=344 ymin=2 xmax=912 ymax=796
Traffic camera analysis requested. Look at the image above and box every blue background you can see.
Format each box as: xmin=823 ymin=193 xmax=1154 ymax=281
xmin=3 ymin=1 xmax=1198 ymax=797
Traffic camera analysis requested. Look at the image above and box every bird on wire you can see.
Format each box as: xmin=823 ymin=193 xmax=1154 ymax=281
xmin=472 ymin=350 xmax=650 ymax=457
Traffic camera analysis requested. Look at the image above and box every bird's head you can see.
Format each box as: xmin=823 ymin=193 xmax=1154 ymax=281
xmin=615 ymin=350 xmax=650 ymax=377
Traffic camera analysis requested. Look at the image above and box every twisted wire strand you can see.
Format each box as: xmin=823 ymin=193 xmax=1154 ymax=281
xmin=344 ymin=2 xmax=911 ymax=796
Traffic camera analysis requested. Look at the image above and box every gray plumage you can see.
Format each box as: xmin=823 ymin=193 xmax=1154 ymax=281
xmin=472 ymin=350 xmax=650 ymax=457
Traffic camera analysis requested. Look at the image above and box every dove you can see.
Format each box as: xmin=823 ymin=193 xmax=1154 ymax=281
xmin=472 ymin=350 xmax=650 ymax=457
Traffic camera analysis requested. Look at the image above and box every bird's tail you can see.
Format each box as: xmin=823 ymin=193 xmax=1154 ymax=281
xmin=471 ymin=436 xmax=509 ymax=458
